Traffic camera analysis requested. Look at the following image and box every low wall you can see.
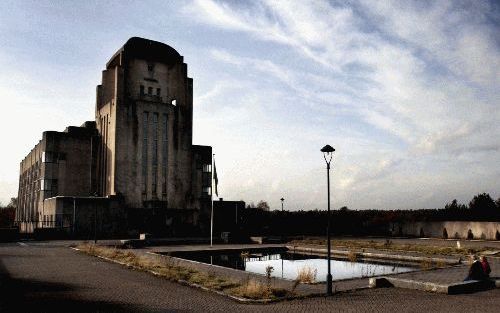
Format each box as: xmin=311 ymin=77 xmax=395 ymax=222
xmin=399 ymin=221 xmax=500 ymax=240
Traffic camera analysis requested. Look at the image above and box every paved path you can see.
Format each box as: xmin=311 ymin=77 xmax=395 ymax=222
xmin=1 ymin=241 xmax=500 ymax=312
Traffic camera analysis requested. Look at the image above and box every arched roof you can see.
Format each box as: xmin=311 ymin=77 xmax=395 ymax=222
xmin=106 ymin=37 xmax=182 ymax=68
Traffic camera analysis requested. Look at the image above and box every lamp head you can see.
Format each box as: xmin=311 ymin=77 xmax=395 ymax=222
xmin=321 ymin=145 xmax=335 ymax=153
xmin=321 ymin=144 xmax=335 ymax=165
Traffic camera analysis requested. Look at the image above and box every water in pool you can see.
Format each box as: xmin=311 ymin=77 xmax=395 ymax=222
xmin=171 ymin=251 xmax=415 ymax=282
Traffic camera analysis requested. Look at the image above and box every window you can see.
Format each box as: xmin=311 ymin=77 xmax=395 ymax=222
xmin=202 ymin=164 xmax=211 ymax=173
xmin=202 ymin=172 xmax=211 ymax=186
xmin=140 ymin=85 xmax=145 ymax=95
xmin=162 ymin=114 xmax=168 ymax=194
xmin=148 ymin=87 xmax=153 ymax=95
xmin=40 ymin=179 xmax=57 ymax=191
xmin=42 ymin=151 xmax=54 ymax=163
xmin=156 ymin=88 xmax=161 ymax=96
xmin=152 ymin=113 xmax=158 ymax=194
xmin=147 ymin=63 xmax=154 ymax=72
xmin=202 ymin=186 xmax=212 ymax=196
xmin=142 ymin=112 xmax=149 ymax=193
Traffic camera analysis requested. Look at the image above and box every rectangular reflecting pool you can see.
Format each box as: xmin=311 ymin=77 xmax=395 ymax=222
xmin=167 ymin=250 xmax=416 ymax=282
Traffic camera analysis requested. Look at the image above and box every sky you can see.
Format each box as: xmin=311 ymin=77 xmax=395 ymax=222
xmin=0 ymin=0 xmax=499 ymax=210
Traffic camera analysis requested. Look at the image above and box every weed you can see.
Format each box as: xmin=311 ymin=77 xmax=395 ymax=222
xmin=420 ymin=258 xmax=433 ymax=270
xmin=435 ymin=259 xmax=446 ymax=268
xmin=265 ymin=265 xmax=274 ymax=290
xmin=296 ymin=266 xmax=317 ymax=283
xmin=240 ymin=251 xmax=250 ymax=258
xmin=231 ymin=279 xmax=270 ymax=299
xmin=76 ymin=244 xmax=292 ymax=300
xmin=347 ymin=251 xmax=358 ymax=262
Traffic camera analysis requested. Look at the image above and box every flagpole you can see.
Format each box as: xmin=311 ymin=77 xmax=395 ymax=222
xmin=210 ymin=153 xmax=214 ymax=247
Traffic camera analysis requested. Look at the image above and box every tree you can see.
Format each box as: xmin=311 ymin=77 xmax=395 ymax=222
xmin=256 ymin=200 xmax=270 ymax=211
xmin=469 ymin=193 xmax=498 ymax=220
xmin=469 ymin=193 xmax=496 ymax=212
xmin=7 ymin=197 xmax=17 ymax=209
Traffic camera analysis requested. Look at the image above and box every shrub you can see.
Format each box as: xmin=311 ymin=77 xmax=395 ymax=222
xmin=296 ymin=266 xmax=317 ymax=283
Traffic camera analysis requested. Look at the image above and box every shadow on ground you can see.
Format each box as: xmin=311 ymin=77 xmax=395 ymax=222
xmin=0 ymin=260 xmax=155 ymax=313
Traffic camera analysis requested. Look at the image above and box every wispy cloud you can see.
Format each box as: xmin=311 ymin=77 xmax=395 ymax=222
xmin=0 ymin=1 xmax=498 ymax=209
xmin=185 ymin=0 xmax=500 ymax=209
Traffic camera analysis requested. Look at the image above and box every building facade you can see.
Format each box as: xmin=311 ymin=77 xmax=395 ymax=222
xmin=16 ymin=37 xmax=212 ymax=236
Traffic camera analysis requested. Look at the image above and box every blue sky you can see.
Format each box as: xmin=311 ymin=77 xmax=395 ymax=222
xmin=0 ymin=0 xmax=499 ymax=210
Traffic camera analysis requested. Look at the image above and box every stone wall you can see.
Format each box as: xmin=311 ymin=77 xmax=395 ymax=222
xmin=399 ymin=221 xmax=500 ymax=240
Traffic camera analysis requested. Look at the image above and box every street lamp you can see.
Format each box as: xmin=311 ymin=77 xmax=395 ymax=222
xmin=280 ymin=197 xmax=285 ymax=212
xmin=321 ymin=144 xmax=335 ymax=295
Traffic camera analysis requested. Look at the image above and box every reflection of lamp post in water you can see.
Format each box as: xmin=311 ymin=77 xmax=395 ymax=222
xmin=321 ymin=144 xmax=335 ymax=296
xmin=281 ymin=257 xmax=284 ymax=278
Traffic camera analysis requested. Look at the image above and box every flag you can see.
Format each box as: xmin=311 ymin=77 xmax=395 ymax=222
xmin=213 ymin=155 xmax=218 ymax=197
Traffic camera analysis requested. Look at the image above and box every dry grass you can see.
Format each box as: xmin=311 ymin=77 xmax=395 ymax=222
xmin=419 ymin=258 xmax=433 ymax=270
xmin=347 ymin=251 xmax=358 ymax=262
xmin=76 ymin=243 xmax=293 ymax=300
xmin=230 ymin=278 xmax=291 ymax=300
xmin=290 ymin=238 xmax=492 ymax=256
xmin=435 ymin=259 xmax=447 ymax=268
xmin=296 ymin=266 xmax=317 ymax=283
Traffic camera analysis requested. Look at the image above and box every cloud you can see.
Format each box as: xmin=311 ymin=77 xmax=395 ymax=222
xmin=1 ymin=1 xmax=498 ymax=209
xmin=185 ymin=0 xmax=500 ymax=209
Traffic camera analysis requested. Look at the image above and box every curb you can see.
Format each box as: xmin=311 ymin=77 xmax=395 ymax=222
xmin=287 ymin=245 xmax=460 ymax=265
xmin=69 ymin=247 xmax=324 ymax=304
xmin=369 ymin=276 xmax=500 ymax=294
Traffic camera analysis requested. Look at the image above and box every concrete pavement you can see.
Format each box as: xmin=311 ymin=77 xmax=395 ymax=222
xmin=1 ymin=241 xmax=500 ymax=312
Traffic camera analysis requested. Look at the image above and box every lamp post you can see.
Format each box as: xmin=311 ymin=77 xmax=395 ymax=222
xmin=321 ymin=144 xmax=335 ymax=295
xmin=280 ymin=197 xmax=284 ymax=212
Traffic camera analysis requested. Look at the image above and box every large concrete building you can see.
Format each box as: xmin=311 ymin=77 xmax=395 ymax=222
xmin=16 ymin=37 xmax=212 ymax=236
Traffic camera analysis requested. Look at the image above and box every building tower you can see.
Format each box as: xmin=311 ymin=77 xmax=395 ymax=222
xmin=17 ymin=37 xmax=212 ymax=236
xmin=96 ymin=37 xmax=201 ymax=210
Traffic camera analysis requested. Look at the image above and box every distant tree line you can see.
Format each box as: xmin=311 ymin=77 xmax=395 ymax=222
xmin=0 ymin=197 xmax=17 ymax=228
xmin=239 ymin=193 xmax=500 ymax=237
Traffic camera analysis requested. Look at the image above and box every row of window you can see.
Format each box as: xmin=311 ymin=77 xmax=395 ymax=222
xmin=40 ymin=179 xmax=58 ymax=191
xmin=42 ymin=214 xmax=55 ymax=227
xmin=142 ymin=112 xmax=168 ymax=196
xmin=140 ymin=85 xmax=161 ymax=97
xmin=42 ymin=151 xmax=66 ymax=163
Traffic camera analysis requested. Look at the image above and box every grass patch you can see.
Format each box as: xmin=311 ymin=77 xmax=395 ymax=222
xmin=419 ymin=258 xmax=433 ymax=270
xmin=75 ymin=243 xmax=294 ymax=300
xmin=290 ymin=238 xmax=492 ymax=256
xmin=230 ymin=277 xmax=292 ymax=300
